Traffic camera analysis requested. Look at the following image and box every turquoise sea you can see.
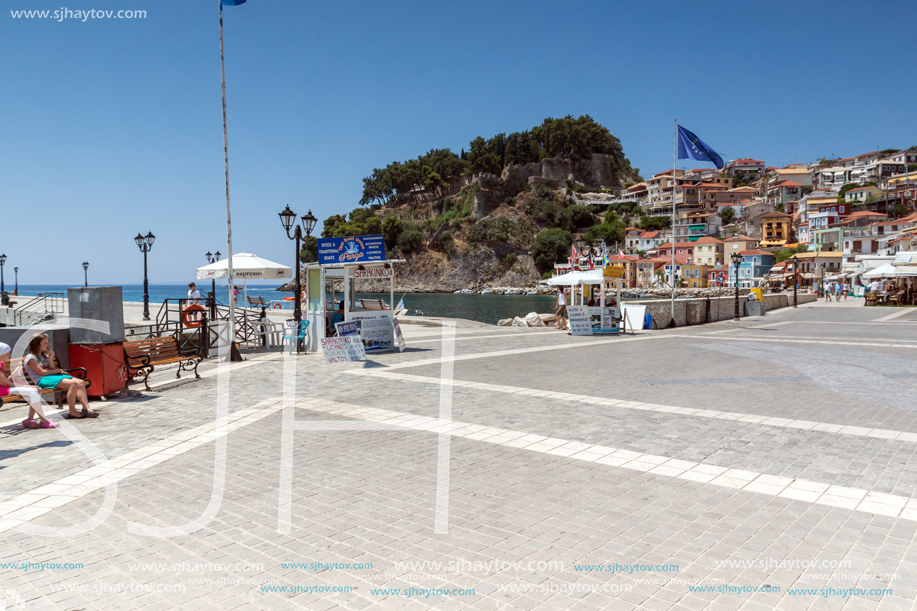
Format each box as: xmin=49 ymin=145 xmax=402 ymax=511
xmin=12 ymin=285 xmax=555 ymax=325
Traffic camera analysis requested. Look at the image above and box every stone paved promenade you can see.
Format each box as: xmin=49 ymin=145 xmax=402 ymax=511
xmin=1 ymin=298 xmax=916 ymax=610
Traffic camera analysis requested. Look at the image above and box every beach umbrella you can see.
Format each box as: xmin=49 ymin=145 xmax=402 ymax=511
xmin=196 ymin=251 xmax=292 ymax=308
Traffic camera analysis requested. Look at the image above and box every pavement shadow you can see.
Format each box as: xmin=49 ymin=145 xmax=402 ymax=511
xmin=0 ymin=439 xmax=74 ymax=469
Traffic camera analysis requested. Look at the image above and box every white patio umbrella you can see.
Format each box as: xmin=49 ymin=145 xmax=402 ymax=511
xmin=196 ymin=251 xmax=292 ymax=308
xmin=862 ymin=264 xmax=898 ymax=279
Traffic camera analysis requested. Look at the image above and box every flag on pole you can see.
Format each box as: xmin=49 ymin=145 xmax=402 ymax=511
xmin=676 ymin=124 xmax=724 ymax=170
xmin=588 ymin=251 xmax=594 ymax=270
xmin=602 ymin=242 xmax=610 ymax=266
xmin=396 ymin=298 xmax=405 ymax=310
xmin=221 ymin=0 xmax=247 ymax=5
xmin=618 ymin=249 xmax=625 ymax=258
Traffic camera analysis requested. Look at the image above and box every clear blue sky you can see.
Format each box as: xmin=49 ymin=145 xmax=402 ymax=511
xmin=2 ymin=0 xmax=915 ymax=285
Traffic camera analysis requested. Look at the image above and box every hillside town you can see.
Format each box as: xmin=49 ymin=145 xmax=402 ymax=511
xmin=565 ymin=149 xmax=917 ymax=293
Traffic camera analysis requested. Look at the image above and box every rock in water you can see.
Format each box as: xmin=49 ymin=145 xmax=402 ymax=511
xmin=497 ymin=318 xmax=513 ymax=326
xmin=511 ymin=316 xmax=528 ymax=328
xmin=525 ymin=312 xmax=545 ymax=327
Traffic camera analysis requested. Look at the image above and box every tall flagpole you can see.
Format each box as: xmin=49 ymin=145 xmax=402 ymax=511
xmin=220 ymin=1 xmax=237 ymax=355
xmin=671 ymin=118 xmax=677 ymax=324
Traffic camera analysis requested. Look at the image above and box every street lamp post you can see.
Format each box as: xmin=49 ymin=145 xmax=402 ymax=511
xmin=82 ymin=262 xmax=89 ymax=287
xmin=278 ymin=206 xmax=317 ymax=347
xmin=791 ymin=255 xmax=799 ymax=308
xmin=13 ymin=267 xmax=18 ymax=295
xmin=0 ymin=254 xmax=6 ymax=293
xmin=205 ymin=251 xmax=221 ymax=319
xmin=731 ymin=252 xmax=742 ymax=320
xmin=134 ymin=232 xmax=156 ymax=321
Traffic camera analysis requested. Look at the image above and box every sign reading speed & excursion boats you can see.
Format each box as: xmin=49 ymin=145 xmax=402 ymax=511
xmin=317 ymin=235 xmax=386 ymax=265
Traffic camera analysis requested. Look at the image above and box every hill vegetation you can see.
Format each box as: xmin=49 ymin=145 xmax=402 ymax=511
xmin=305 ymin=116 xmax=646 ymax=291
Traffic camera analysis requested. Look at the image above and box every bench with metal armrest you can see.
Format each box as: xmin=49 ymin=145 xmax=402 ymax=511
xmin=123 ymin=336 xmax=202 ymax=391
xmin=0 ymin=356 xmax=91 ymax=407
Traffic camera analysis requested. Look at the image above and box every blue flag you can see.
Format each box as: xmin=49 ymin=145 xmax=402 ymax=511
xmin=221 ymin=0 xmax=247 ymax=6
xmin=676 ymin=124 xmax=724 ymax=170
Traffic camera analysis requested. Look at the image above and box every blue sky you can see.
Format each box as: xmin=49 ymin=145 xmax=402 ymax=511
xmin=2 ymin=0 xmax=915 ymax=284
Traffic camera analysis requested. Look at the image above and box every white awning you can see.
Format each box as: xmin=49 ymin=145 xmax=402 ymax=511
xmin=863 ymin=264 xmax=898 ymax=279
xmin=196 ymin=252 xmax=292 ymax=280
xmin=544 ymin=269 xmax=606 ymax=286
xmin=892 ymin=251 xmax=917 ymax=266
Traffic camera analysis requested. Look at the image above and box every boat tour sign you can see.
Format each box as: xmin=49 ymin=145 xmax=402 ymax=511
xmin=347 ymin=310 xmax=394 ymax=352
xmin=317 ymin=235 xmax=386 ymax=265
xmin=320 ymin=336 xmax=367 ymax=363
xmin=567 ymin=306 xmax=621 ymax=336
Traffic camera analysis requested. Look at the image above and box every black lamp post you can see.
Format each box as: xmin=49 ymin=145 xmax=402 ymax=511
xmin=278 ymin=206 xmax=317 ymax=334
xmin=205 ymin=251 xmax=221 ymax=319
xmin=13 ymin=267 xmax=18 ymax=294
xmin=135 ymin=232 xmax=155 ymax=321
xmin=0 ymin=254 xmax=6 ymax=293
xmin=82 ymin=262 xmax=89 ymax=287
xmin=791 ymin=255 xmax=799 ymax=308
xmin=731 ymin=251 xmax=742 ymax=320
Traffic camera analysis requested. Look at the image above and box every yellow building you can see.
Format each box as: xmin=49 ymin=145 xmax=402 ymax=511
xmin=681 ymin=264 xmax=712 ymax=288
xmin=760 ymin=212 xmax=792 ymax=247
xmin=693 ymin=237 xmax=724 ymax=266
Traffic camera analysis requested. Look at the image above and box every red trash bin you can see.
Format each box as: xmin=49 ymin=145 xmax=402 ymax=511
xmin=68 ymin=343 xmax=127 ymax=398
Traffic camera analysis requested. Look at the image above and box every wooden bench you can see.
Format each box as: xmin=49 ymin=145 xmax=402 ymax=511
xmin=123 ymin=336 xmax=202 ymax=391
xmin=247 ymin=296 xmax=267 ymax=307
xmin=359 ymin=299 xmax=389 ymax=310
xmin=1 ymin=355 xmax=91 ymax=408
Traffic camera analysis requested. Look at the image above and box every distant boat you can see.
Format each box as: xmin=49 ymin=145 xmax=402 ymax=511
xmin=454 ymin=289 xmax=473 ymax=294
xmin=526 ymin=290 xmax=538 ymax=295
xmin=480 ymin=288 xmax=494 ymax=294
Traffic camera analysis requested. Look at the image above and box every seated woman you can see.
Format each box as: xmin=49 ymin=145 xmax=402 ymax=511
xmin=0 ymin=343 xmax=57 ymax=429
xmin=23 ymin=334 xmax=98 ymax=419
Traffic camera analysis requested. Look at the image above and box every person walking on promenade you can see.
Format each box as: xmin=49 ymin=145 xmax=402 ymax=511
xmin=555 ymin=288 xmax=568 ymax=331
xmin=187 ymin=282 xmax=202 ymax=306
xmin=23 ymin=334 xmax=98 ymax=419
xmin=0 ymin=343 xmax=57 ymax=429
xmin=842 ymin=282 xmax=849 ymax=301
xmin=824 ymin=282 xmax=832 ymax=302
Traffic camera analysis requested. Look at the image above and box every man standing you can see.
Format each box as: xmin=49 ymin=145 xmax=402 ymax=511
xmin=187 ymin=282 xmax=202 ymax=306
xmin=555 ymin=288 xmax=568 ymax=331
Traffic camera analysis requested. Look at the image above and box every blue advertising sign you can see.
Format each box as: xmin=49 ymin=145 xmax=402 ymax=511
xmin=317 ymin=235 xmax=386 ymax=265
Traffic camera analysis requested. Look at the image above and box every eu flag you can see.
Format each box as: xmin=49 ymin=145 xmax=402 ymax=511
xmin=676 ymin=125 xmax=724 ymax=170
xmin=221 ymin=0 xmax=247 ymax=5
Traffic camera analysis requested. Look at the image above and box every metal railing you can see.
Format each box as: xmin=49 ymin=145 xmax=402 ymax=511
xmin=14 ymin=292 xmax=65 ymax=326
xmin=149 ymin=298 xmax=268 ymax=346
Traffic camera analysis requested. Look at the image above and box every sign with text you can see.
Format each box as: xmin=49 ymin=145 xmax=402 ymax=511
xmin=391 ymin=317 xmax=407 ymax=352
xmin=566 ymin=306 xmax=593 ymax=336
xmin=347 ymin=311 xmax=394 ymax=352
xmin=317 ymin=235 xmax=386 ymax=265
xmin=335 ymin=320 xmax=361 ymax=337
xmin=320 ymin=336 xmax=367 ymax=363
xmin=603 ymin=265 xmax=626 ymax=278
xmin=352 ymin=267 xmax=393 ymax=279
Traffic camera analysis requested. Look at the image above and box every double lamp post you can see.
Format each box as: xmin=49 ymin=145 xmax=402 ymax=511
xmin=278 ymin=206 xmax=317 ymax=328
xmin=135 ymin=232 xmax=156 ymax=321
xmin=730 ymin=251 xmax=742 ymax=320
xmin=205 ymin=251 xmax=221 ymax=319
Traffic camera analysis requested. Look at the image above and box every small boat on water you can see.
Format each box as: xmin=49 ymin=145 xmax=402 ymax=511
xmin=454 ymin=289 xmax=474 ymax=294
xmin=480 ymin=288 xmax=494 ymax=294
xmin=526 ymin=290 xmax=538 ymax=295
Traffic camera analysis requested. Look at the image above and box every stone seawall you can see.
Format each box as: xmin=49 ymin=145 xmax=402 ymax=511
xmin=631 ymin=293 xmax=818 ymax=329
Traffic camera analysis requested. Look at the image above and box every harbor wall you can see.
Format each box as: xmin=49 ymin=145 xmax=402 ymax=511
xmin=632 ymin=293 xmax=818 ymax=329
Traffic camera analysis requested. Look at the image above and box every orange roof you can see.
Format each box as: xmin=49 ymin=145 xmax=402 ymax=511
xmin=694 ymin=237 xmax=724 ymax=244
xmin=641 ymin=231 xmax=660 ymax=238
xmin=762 ymin=211 xmax=792 ymax=218
xmin=698 ymin=182 xmax=727 ymax=189
xmin=848 ymin=211 xmax=887 ymax=218
xmin=657 ymin=242 xmax=696 ymax=249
